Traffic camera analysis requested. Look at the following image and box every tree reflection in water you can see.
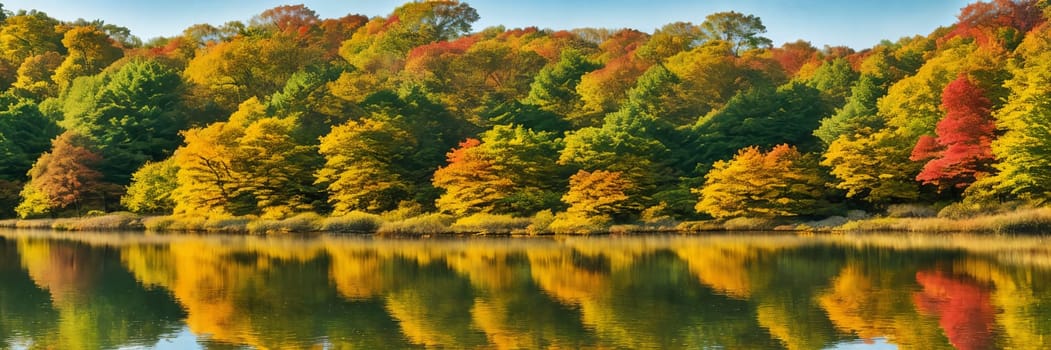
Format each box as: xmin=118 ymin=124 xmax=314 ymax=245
xmin=0 ymin=231 xmax=1050 ymax=349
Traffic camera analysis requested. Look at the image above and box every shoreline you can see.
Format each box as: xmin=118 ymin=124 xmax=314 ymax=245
xmin=3 ymin=207 xmax=1051 ymax=235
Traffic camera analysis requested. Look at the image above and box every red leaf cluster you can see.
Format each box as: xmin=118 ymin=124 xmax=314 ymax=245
xmin=945 ymin=0 xmax=1044 ymax=47
xmin=599 ymin=29 xmax=648 ymax=59
xmin=446 ymin=138 xmax=482 ymax=164
xmin=770 ymin=40 xmax=820 ymax=76
xmin=912 ymin=75 xmax=995 ymax=189
xmin=404 ymin=35 xmax=481 ymax=73
xmin=256 ymin=5 xmax=321 ymax=37
xmin=913 ymin=271 xmax=996 ymax=350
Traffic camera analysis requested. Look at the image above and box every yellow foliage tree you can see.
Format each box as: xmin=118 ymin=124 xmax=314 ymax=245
xmin=432 ymin=125 xmax=564 ymax=216
xmin=971 ymin=28 xmax=1051 ymax=204
xmin=11 ymin=51 xmax=63 ymax=99
xmin=121 ymin=158 xmax=178 ymax=214
xmin=317 ymin=118 xmax=415 ymax=215
xmin=183 ymin=35 xmax=324 ymax=115
xmin=695 ymin=144 xmax=827 ymax=218
xmin=821 ymin=130 xmax=920 ymax=203
xmin=51 ymin=26 xmax=123 ymax=92
xmin=172 ymin=115 xmax=322 ymax=218
xmin=171 ymin=122 xmax=244 ymax=216
xmin=663 ymin=41 xmax=759 ymax=119
xmin=236 ymin=117 xmax=319 ymax=219
xmin=0 ymin=11 xmax=62 ymax=72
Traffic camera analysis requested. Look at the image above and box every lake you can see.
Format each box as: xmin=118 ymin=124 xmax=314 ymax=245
xmin=0 ymin=230 xmax=1049 ymax=349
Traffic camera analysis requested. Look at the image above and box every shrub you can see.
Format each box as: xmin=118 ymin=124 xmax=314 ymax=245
xmin=723 ymin=217 xmax=779 ymax=231
xmin=49 ymin=218 xmax=77 ymax=231
xmin=547 ymin=213 xmax=609 ymax=234
xmin=886 ymin=204 xmax=938 ymax=218
xmin=937 ymin=202 xmax=984 ymax=219
xmin=59 ymin=212 xmax=143 ymax=231
xmin=937 ymin=200 xmax=1029 ymax=219
xmin=640 ymin=202 xmax=676 ymax=225
xmin=143 ymin=216 xmax=177 ymax=231
xmin=247 ymin=213 xmax=322 ymax=234
xmin=280 ymin=213 xmax=323 ymax=232
xmin=377 ymin=214 xmax=453 ymax=235
xmin=166 ymin=216 xmax=207 ymax=231
xmin=526 ymin=210 xmax=556 ymax=235
xmin=676 ymin=220 xmax=724 ymax=232
xmin=381 ymin=201 xmax=424 ymax=221
xmin=122 ymin=159 xmax=178 ymax=214
xmin=246 ymin=219 xmax=282 ymax=234
xmin=450 ymin=213 xmax=531 ymax=234
xmin=203 ymin=217 xmax=250 ymax=233
xmin=696 ymin=145 xmax=829 ymax=218
xmin=320 ymin=212 xmax=383 ymax=233
xmin=834 ymin=217 xmax=902 ymax=232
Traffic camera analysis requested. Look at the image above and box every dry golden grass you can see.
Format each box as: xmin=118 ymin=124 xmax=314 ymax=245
xmin=320 ymin=212 xmax=383 ymax=233
xmin=837 ymin=207 xmax=1051 ymax=234
xmin=449 ymin=213 xmax=531 ymax=234
xmin=377 ymin=214 xmax=454 ymax=235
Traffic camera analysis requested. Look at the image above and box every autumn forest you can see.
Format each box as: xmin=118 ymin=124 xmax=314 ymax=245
xmin=0 ymin=0 xmax=1049 ymax=233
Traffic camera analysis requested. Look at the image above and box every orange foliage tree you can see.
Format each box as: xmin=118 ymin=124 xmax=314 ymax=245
xmin=433 ymin=124 xmax=564 ymax=216
xmin=769 ymin=40 xmax=820 ymax=78
xmin=432 ymin=138 xmax=514 ymax=216
xmin=17 ymin=132 xmax=105 ymax=217
xmin=562 ymin=170 xmax=637 ymax=220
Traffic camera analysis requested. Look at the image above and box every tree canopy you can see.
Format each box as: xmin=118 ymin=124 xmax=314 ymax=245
xmin=0 ymin=0 xmax=1042 ymax=224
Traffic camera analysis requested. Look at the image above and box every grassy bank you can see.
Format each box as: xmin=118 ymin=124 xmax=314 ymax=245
xmin=4 ymin=207 xmax=1051 ymax=235
xmin=0 ymin=212 xmax=146 ymax=231
xmin=0 ymin=211 xmax=682 ymax=235
xmin=678 ymin=207 xmax=1051 ymax=234
xmin=0 ymin=212 xmax=546 ymax=235
xmin=832 ymin=207 xmax=1051 ymax=234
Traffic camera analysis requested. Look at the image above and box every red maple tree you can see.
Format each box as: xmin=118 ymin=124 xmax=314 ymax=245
xmin=913 ymin=271 xmax=996 ymax=350
xmin=911 ymin=75 xmax=996 ymax=189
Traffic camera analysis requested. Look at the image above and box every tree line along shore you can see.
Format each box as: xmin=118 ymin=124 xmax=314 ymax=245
xmin=0 ymin=1 xmax=1049 ymax=234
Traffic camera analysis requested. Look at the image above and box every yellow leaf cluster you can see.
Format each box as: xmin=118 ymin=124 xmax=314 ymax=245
xmin=696 ymin=144 xmax=825 ymax=218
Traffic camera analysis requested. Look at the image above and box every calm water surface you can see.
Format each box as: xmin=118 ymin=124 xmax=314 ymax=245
xmin=1 ymin=230 xmax=1049 ymax=349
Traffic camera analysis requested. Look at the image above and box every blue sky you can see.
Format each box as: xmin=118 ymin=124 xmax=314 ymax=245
xmin=5 ymin=0 xmax=973 ymax=49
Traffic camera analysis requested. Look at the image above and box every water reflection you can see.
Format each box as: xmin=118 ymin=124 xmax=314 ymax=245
xmin=1 ymin=231 xmax=1050 ymax=349
xmin=6 ymin=238 xmax=185 ymax=349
